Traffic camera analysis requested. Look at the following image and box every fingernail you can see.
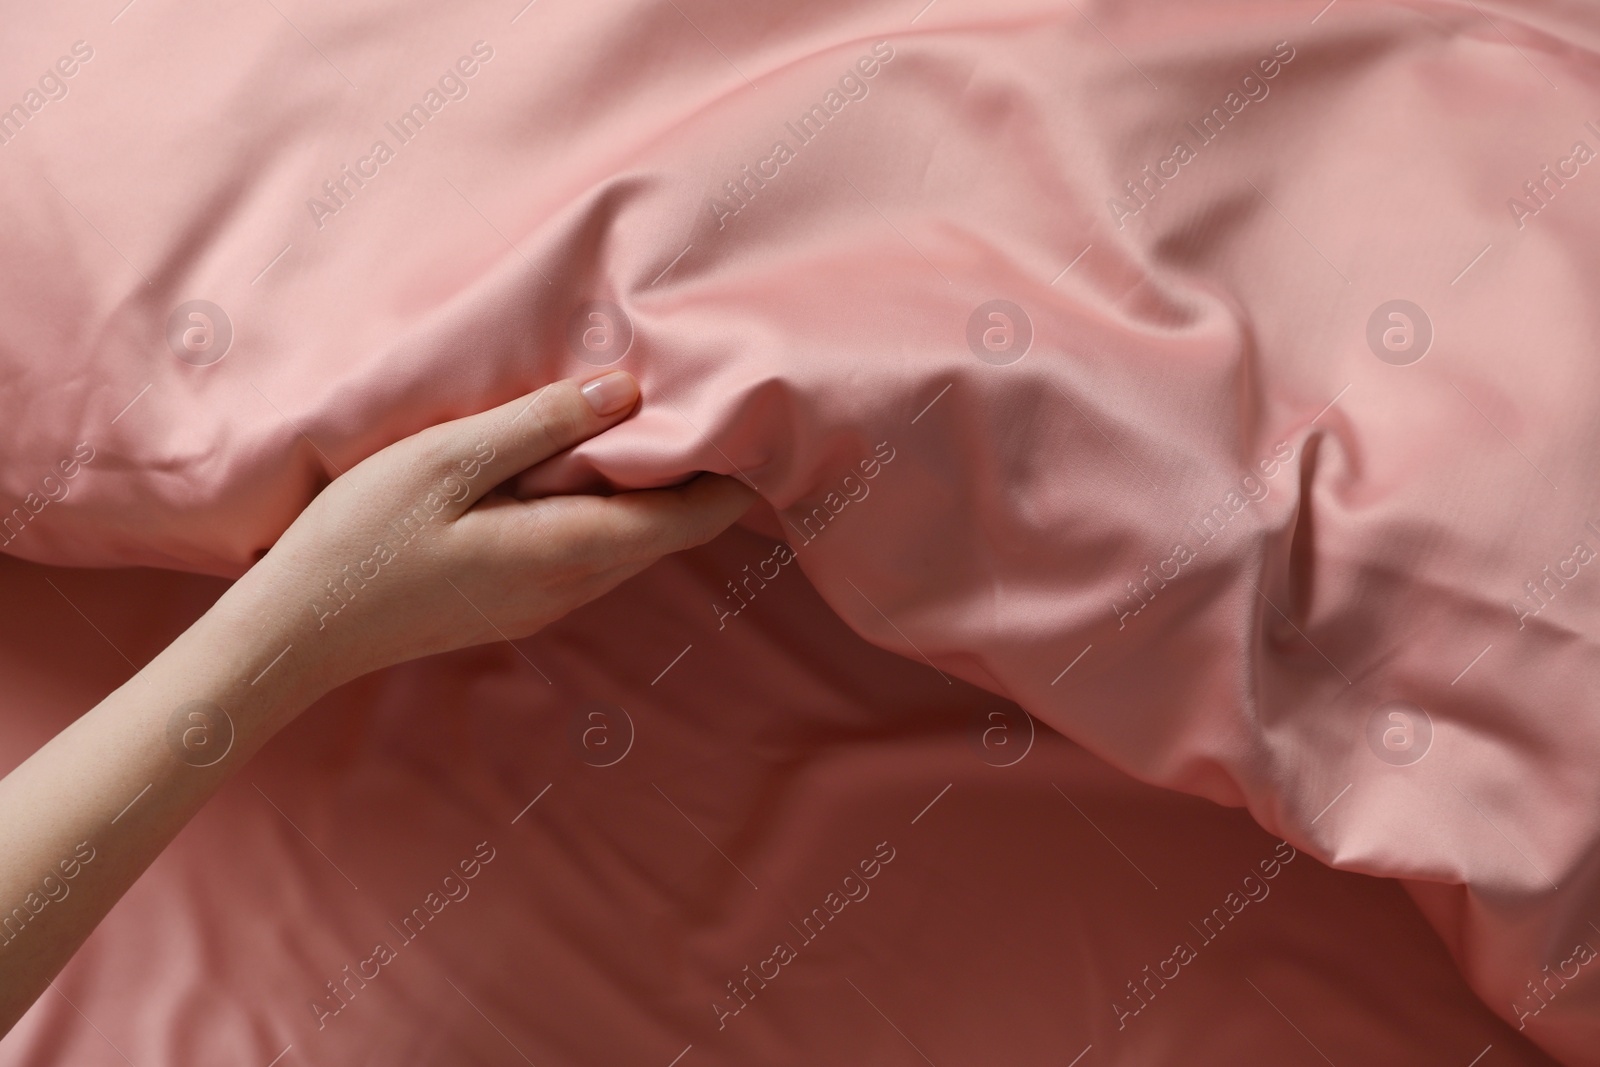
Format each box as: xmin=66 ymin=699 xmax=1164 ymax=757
xmin=581 ymin=371 xmax=638 ymax=416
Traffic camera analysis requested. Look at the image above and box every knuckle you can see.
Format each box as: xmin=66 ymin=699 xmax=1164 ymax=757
xmin=527 ymin=383 xmax=586 ymax=451
xmin=397 ymin=425 xmax=464 ymax=487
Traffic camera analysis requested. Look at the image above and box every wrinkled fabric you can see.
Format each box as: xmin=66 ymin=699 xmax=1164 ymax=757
xmin=3 ymin=0 xmax=1600 ymax=1059
xmin=0 ymin=543 xmax=1555 ymax=1065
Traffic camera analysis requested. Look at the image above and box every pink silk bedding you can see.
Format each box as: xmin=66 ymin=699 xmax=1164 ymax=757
xmin=4 ymin=0 xmax=1600 ymax=1061
xmin=0 ymin=545 xmax=1558 ymax=1065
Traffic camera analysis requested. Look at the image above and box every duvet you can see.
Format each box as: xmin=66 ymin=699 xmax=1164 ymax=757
xmin=2 ymin=0 xmax=1599 ymax=1062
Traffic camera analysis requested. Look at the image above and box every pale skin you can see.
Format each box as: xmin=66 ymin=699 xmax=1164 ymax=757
xmin=0 ymin=370 xmax=756 ymax=1033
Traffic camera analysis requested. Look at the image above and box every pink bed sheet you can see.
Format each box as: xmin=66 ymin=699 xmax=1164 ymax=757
xmin=4 ymin=0 xmax=1600 ymax=1060
xmin=0 ymin=541 xmax=1556 ymax=1065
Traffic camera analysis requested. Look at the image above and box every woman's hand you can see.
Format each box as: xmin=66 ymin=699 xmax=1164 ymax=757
xmin=0 ymin=370 xmax=755 ymax=1033
xmin=221 ymin=370 xmax=755 ymax=697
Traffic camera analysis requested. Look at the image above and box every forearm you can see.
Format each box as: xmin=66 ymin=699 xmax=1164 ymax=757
xmin=0 ymin=581 xmax=320 ymax=1030
xmin=0 ymin=372 xmax=752 ymax=1035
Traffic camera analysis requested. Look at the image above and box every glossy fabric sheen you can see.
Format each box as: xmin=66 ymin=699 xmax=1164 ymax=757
xmin=2 ymin=0 xmax=1599 ymax=1061
xmin=0 ymin=547 xmax=1557 ymax=1065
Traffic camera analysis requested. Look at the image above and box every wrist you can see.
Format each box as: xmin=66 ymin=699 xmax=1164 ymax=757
xmin=190 ymin=567 xmax=339 ymax=729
